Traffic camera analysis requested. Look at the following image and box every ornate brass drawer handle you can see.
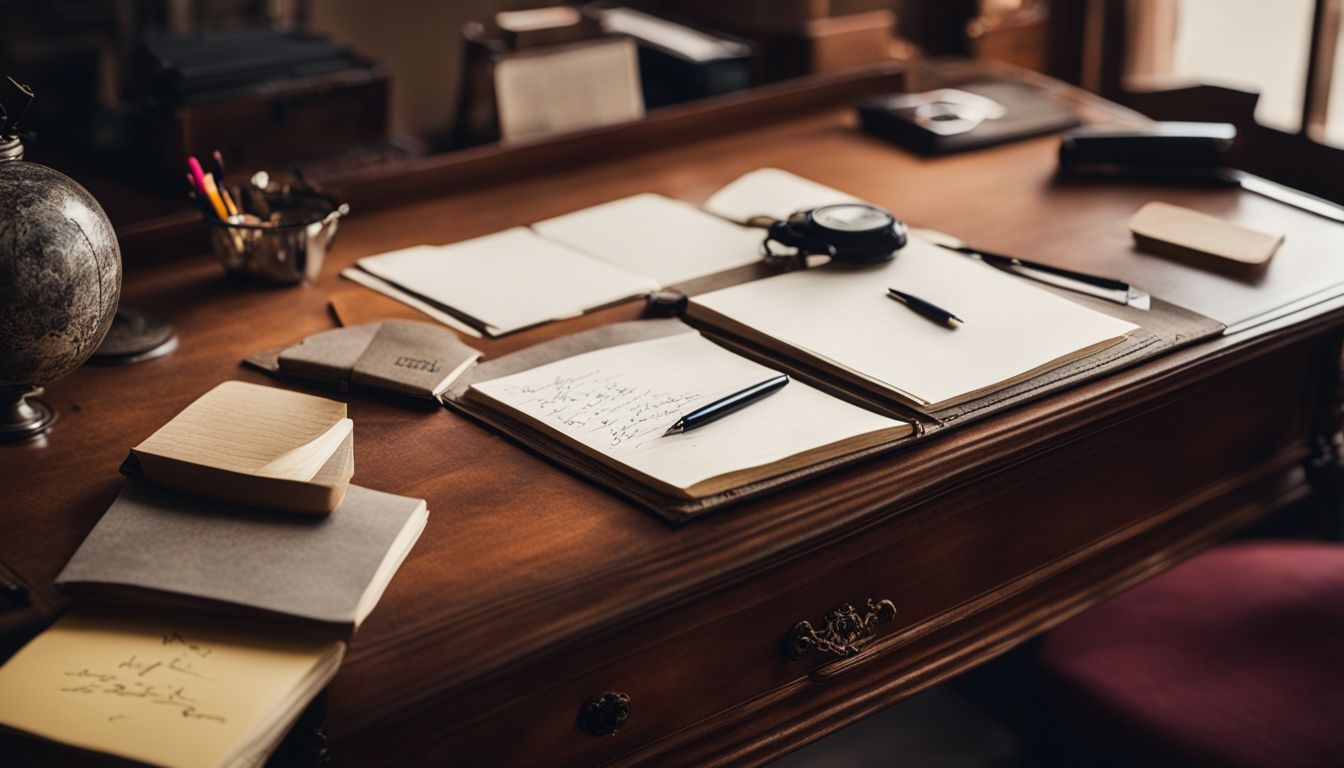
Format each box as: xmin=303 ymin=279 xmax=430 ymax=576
xmin=788 ymin=598 xmax=898 ymax=659
xmin=577 ymin=691 xmax=631 ymax=737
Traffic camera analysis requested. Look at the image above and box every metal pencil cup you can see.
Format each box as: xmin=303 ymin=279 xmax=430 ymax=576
xmin=207 ymin=190 xmax=349 ymax=284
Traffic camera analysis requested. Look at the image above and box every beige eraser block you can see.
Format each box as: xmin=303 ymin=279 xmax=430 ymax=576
xmin=1129 ymin=201 xmax=1285 ymax=266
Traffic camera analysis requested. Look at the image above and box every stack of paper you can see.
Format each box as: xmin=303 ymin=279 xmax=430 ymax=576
xmin=128 ymin=381 xmax=354 ymax=514
xmin=0 ymin=380 xmax=429 ymax=767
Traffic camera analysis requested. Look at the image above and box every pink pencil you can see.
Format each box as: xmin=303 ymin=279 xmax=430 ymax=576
xmin=186 ymin=156 xmax=210 ymax=196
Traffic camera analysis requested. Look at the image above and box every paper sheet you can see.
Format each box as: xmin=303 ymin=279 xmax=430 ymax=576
xmin=701 ymin=168 xmax=863 ymax=224
xmin=495 ymin=38 xmax=644 ymax=142
xmin=689 ymin=239 xmax=1140 ymax=409
xmin=533 ymin=193 xmax=765 ymax=286
xmin=356 ymin=228 xmax=656 ymax=336
xmin=0 ymin=607 xmax=342 ymax=768
xmin=469 ymin=331 xmax=908 ymax=492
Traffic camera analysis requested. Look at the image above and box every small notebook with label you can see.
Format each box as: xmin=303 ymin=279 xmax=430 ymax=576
xmin=0 ymin=605 xmax=344 ymax=768
xmin=246 ymin=320 xmax=482 ymax=402
xmin=123 ymin=381 xmax=354 ymax=514
xmin=461 ymin=329 xmax=911 ymax=500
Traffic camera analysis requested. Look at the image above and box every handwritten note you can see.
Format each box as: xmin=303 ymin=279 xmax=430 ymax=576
xmin=0 ymin=607 xmax=343 ymax=768
xmin=469 ymin=331 xmax=910 ymax=496
xmin=497 ymin=370 xmax=704 ymax=451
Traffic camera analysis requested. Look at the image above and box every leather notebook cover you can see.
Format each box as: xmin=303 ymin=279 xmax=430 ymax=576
xmin=246 ymin=320 xmax=481 ymax=401
xmin=446 ymin=297 xmax=1223 ymax=523
xmin=443 ymin=319 xmax=923 ymax=524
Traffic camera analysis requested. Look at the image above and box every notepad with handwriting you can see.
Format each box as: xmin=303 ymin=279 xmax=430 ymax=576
xmin=533 ymin=193 xmax=764 ymax=286
xmin=464 ymin=331 xmax=911 ymax=498
xmin=353 ymin=227 xmax=657 ymax=336
xmin=0 ymin=606 xmax=343 ymax=768
xmin=687 ymin=238 xmax=1140 ymax=411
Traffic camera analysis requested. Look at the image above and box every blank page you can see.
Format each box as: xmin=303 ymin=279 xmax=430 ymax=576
xmin=701 ymin=168 xmax=862 ymax=224
xmin=532 ymin=193 xmax=764 ymax=286
xmin=469 ymin=331 xmax=908 ymax=493
xmin=689 ymin=239 xmax=1139 ymax=410
xmin=356 ymin=228 xmax=656 ymax=336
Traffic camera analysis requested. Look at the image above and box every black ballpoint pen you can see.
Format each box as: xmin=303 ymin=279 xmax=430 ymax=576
xmin=662 ymin=374 xmax=790 ymax=436
xmin=887 ymin=288 xmax=964 ymax=327
xmin=939 ymin=242 xmax=1129 ymax=290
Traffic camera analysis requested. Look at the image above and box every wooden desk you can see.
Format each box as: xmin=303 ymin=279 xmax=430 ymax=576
xmin=3 ymin=64 xmax=1342 ymax=767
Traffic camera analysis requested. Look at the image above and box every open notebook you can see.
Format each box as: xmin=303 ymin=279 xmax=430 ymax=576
xmin=349 ymin=227 xmax=658 ymax=337
xmin=463 ymin=330 xmax=911 ymax=499
xmin=686 ymin=238 xmax=1140 ymax=412
xmin=345 ymin=169 xmax=862 ymax=337
xmin=0 ymin=606 xmax=343 ymax=768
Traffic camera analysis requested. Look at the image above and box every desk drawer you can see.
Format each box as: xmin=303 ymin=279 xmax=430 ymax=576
xmin=340 ymin=345 xmax=1312 ymax=767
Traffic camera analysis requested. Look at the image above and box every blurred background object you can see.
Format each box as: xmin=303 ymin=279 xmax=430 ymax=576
xmin=2 ymin=0 xmax=1341 ymax=262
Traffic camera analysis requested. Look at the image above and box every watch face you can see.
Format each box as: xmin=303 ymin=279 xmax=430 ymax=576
xmin=810 ymin=204 xmax=894 ymax=233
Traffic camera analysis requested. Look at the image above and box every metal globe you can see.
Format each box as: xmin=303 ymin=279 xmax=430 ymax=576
xmin=0 ymin=157 xmax=122 ymax=440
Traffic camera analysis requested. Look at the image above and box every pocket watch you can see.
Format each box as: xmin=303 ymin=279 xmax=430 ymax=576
xmin=762 ymin=203 xmax=908 ymax=267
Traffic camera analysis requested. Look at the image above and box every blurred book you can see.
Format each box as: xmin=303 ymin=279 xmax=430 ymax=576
xmin=591 ymin=6 xmax=752 ymax=108
xmin=135 ymin=28 xmax=388 ymax=178
xmin=494 ymin=36 xmax=644 ymax=142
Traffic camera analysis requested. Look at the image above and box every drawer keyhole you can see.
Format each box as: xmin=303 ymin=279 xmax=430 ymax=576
xmin=577 ymin=691 xmax=631 ymax=737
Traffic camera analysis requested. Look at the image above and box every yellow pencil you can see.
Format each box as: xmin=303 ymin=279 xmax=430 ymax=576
xmin=201 ymin=174 xmax=230 ymax=220
xmin=219 ymin=184 xmax=240 ymax=219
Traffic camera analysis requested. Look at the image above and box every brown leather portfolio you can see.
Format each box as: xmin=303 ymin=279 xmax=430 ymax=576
xmin=443 ymin=291 xmax=1223 ymax=523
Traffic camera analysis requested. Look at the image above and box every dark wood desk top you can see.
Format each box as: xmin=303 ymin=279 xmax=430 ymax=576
xmin=2 ymin=63 xmax=1342 ymax=762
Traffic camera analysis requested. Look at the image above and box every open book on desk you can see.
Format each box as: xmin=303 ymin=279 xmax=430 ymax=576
xmin=345 ymin=169 xmax=865 ymax=337
xmin=460 ymin=329 xmax=912 ymax=501
xmin=686 ymin=237 xmax=1140 ymax=412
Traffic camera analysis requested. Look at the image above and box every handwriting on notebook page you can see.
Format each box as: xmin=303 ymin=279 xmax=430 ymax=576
xmin=60 ymin=630 xmax=228 ymax=724
xmin=495 ymin=370 xmax=705 ymax=450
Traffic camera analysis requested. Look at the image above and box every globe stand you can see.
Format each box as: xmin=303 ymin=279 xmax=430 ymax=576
xmin=0 ymin=385 xmax=56 ymax=442
xmin=89 ymin=306 xmax=177 ymax=365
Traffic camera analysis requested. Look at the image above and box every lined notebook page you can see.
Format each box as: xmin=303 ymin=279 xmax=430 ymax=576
xmin=0 ymin=607 xmax=342 ymax=768
xmin=356 ymin=228 xmax=656 ymax=335
xmin=532 ymin=193 xmax=764 ymax=286
xmin=134 ymin=381 xmax=350 ymax=482
xmin=689 ymin=239 xmax=1140 ymax=410
xmin=469 ymin=332 xmax=907 ymax=493
xmin=701 ymin=168 xmax=862 ymax=224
